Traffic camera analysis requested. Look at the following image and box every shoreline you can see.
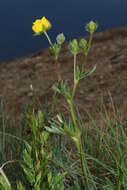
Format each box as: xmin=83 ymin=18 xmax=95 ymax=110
xmin=0 ymin=25 xmax=127 ymax=121
xmin=0 ymin=26 xmax=127 ymax=64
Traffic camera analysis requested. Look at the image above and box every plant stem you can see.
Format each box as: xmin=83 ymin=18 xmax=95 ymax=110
xmin=81 ymin=33 xmax=92 ymax=73
xmin=56 ymin=59 xmax=62 ymax=82
xmin=79 ymin=139 xmax=89 ymax=190
xmin=66 ymin=48 xmax=89 ymax=189
xmin=2 ymin=112 xmax=6 ymax=162
xmin=43 ymin=31 xmax=62 ymax=114
xmin=73 ymin=54 xmax=76 ymax=84
xmin=72 ymin=53 xmax=78 ymax=100
xmin=82 ymin=54 xmax=87 ymax=73
xmin=117 ymin=166 xmax=122 ymax=190
xmin=69 ymin=65 xmax=89 ymax=189
xmin=44 ymin=30 xmax=52 ymax=46
xmin=69 ymin=101 xmax=79 ymax=133
xmin=68 ymin=100 xmax=89 ymax=189
xmin=51 ymin=90 xmax=57 ymax=113
xmin=88 ymin=32 xmax=93 ymax=51
xmin=117 ymin=179 xmax=122 ymax=190
xmin=72 ymin=82 xmax=78 ymax=102
xmin=70 ymin=53 xmax=78 ymax=130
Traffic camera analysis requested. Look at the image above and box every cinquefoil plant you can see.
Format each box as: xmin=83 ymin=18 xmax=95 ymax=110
xmin=0 ymin=17 xmax=98 ymax=189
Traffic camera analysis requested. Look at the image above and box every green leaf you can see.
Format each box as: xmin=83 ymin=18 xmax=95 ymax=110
xmin=49 ymin=172 xmax=66 ymax=190
xmin=23 ymin=148 xmax=33 ymax=168
xmin=35 ymin=171 xmax=42 ymax=187
xmin=45 ymin=126 xmax=65 ymax=135
xmin=35 ymin=160 xmax=41 ymax=173
xmin=40 ymin=131 xmax=49 ymax=145
xmin=56 ymin=114 xmax=64 ymax=124
xmin=48 ymin=172 xmax=52 ymax=184
xmin=52 ymin=81 xmax=71 ymax=101
xmin=0 ymin=175 xmax=12 ymax=190
xmin=80 ymin=65 xmax=96 ymax=80
xmin=37 ymin=110 xmax=43 ymax=129
xmin=17 ymin=181 xmax=26 ymax=190
xmin=106 ymin=178 xmax=115 ymax=190
xmin=24 ymin=141 xmax=32 ymax=153
xmin=30 ymin=112 xmax=38 ymax=138
xmin=22 ymin=164 xmax=35 ymax=185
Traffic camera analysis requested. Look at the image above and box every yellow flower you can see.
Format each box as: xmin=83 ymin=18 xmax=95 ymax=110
xmin=32 ymin=19 xmax=43 ymax=34
xmin=41 ymin=16 xmax=51 ymax=30
xmin=32 ymin=16 xmax=51 ymax=34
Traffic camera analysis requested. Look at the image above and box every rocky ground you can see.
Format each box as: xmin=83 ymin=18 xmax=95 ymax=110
xmin=0 ymin=26 xmax=127 ymax=122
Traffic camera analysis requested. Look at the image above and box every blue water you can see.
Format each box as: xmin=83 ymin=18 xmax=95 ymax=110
xmin=0 ymin=0 xmax=127 ymax=61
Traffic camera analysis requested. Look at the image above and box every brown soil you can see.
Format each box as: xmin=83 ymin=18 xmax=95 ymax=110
xmin=0 ymin=27 xmax=127 ymax=122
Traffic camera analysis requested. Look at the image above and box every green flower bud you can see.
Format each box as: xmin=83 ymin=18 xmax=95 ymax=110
xmin=79 ymin=38 xmax=88 ymax=55
xmin=69 ymin=39 xmax=80 ymax=55
xmin=85 ymin=21 xmax=98 ymax=33
xmin=56 ymin=33 xmax=65 ymax=45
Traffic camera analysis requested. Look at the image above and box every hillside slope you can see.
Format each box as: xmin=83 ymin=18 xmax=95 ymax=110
xmin=0 ymin=27 xmax=127 ymax=121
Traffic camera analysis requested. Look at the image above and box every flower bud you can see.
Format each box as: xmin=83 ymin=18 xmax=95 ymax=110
xmin=69 ymin=39 xmax=80 ymax=55
xmin=56 ymin=33 xmax=65 ymax=45
xmin=79 ymin=38 xmax=88 ymax=55
xmin=85 ymin=21 xmax=98 ymax=34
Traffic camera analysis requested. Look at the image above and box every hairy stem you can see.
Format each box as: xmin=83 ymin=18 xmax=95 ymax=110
xmin=71 ymin=82 xmax=78 ymax=102
xmin=88 ymin=32 xmax=93 ymax=51
xmin=44 ymin=30 xmax=52 ymax=46
xmin=82 ymin=54 xmax=87 ymax=73
xmin=56 ymin=59 xmax=62 ymax=82
xmin=79 ymin=139 xmax=89 ymax=190
xmin=51 ymin=90 xmax=57 ymax=113
xmin=73 ymin=54 xmax=76 ymax=84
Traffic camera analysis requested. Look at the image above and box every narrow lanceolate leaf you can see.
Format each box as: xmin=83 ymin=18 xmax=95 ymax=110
xmin=56 ymin=114 xmax=64 ymax=124
xmin=48 ymin=172 xmax=52 ymax=184
xmin=0 ymin=175 xmax=12 ymax=190
xmin=17 ymin=181 xmax=26 ymax=190
xmin=23 ymin=149 xmax=33 ymax=168
xmin=80 ymin=65 xmax=96 ymax=80
xmin=22 ymin=165 xmax=35 ymax=185
xmin=40 ymin=131 xmax=49 ymax=145
xmin=35 ymin=171 xmax=42 ymax=187
xmin=45 ymin=126 xmax=65 ymax=135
